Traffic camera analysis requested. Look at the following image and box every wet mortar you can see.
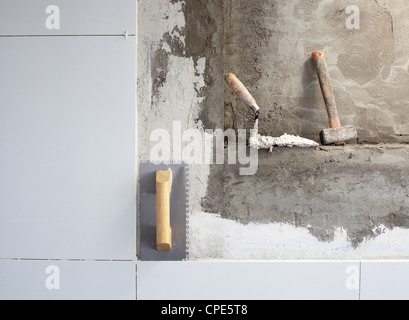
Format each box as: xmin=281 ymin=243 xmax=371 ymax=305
xmin=202 ymin=146 xmax=409 ymax=248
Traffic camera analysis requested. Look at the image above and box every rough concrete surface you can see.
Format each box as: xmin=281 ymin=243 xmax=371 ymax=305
xmin=137 ymin=0 xmax=224 ymax=258
xmin=219 ymin=0 xmax=409 ymax=253
xmin=138 ymin=0 xmax=409 ymax=259
xmin=224 ymin=0 xmax=409 ymax=144
xmin=202 ymin=145 xmax=409 ymax=248
xmin=137 ymin=0 xmax=224 ymax=159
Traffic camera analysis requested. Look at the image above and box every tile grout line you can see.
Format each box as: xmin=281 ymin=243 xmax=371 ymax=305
xmin=359 ymin=261 xmax=362 ymax=301
xmin=0 ymin=258 xmax=136 ymax=262
xmin=0 ymin=34 xmax=136 ymax=38
xmin=135 ymin=263 xmax=138 ymax=301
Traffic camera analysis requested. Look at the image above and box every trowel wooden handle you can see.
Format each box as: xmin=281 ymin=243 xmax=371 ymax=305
xmin=312 ymin=51 xmax=341 ymax=129
xmin=156 ymin=170 xmax=172 ymax=251
xmin=225 ymin=73 xmax=259 ymax=112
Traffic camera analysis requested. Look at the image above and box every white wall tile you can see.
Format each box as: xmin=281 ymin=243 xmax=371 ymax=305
xmin=0 ymin=36 xmax=136 ymax=260
xmin=361 ymin=261 xmax=409 ymax=300
xmin=0 ymin=0 xmax=136 ymax=36
xmin=0 ymin=260 xmax=136 ymax=300
xmin=137 ymin=262 xmax=360 ymax=300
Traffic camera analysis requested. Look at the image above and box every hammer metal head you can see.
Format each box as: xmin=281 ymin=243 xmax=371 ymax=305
xmin=320 ymin=125 xmax=358 ymax=145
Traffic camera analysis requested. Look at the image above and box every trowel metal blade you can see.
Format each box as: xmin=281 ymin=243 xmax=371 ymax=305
xmin=139 ymin=162 xmax=188 ymax=261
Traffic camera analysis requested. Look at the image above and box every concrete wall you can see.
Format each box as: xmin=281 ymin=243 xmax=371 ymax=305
xmin=138 ymin=0 xmax=409 ymax=260
xmin=225 ymin=0 xmax=409 ymax=144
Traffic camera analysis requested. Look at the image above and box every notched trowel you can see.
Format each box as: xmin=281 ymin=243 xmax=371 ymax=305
xmin=139 ymin=163 xmax=188 ymax=261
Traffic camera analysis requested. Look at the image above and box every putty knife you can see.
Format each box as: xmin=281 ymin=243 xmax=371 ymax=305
xmin=225 ymin=73 xmax=319 ymax=150
xmin=139 ymin=163 xmax=188 ymax=261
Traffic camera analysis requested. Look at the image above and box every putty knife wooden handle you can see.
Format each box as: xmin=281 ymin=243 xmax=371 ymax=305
xmin=156 ymin=170 xmax=172 ymax=251
xmin=225 ymin=73 xmax=260 ymax=113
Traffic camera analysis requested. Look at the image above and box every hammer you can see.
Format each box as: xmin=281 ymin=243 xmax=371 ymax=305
xmin=312 ymin=51 xmax=358 ymax=145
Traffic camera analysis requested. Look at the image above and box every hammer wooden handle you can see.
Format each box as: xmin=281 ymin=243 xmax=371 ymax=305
xmin=156 ymin=170 xmax=172 ymax=251
xmin=312 ymin=51 xmax=341 ymax=129
xmin=225 ymin=73 xmax=260 ymax=112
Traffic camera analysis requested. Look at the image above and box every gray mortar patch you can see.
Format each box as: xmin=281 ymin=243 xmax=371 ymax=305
xmin=202 ymin=146 xmax=409 ymax=248
xmin=155 ymin=0 xmax=409 ymax=249
xmin=175 ymin=0 xmax=225 ymax=130
xmin=223 ymin=0 xmax=409 ymax=144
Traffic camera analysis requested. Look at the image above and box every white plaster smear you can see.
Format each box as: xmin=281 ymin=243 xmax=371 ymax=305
xmin=140 ymin=0 xmax=185 ymax=48
xmin=139 ymin=0 xmax=206 ymax=161
xmin=250 ymin=131 xmax=319 ymax=151
xmin=189 ymin=212 xmax=409 ymax=260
